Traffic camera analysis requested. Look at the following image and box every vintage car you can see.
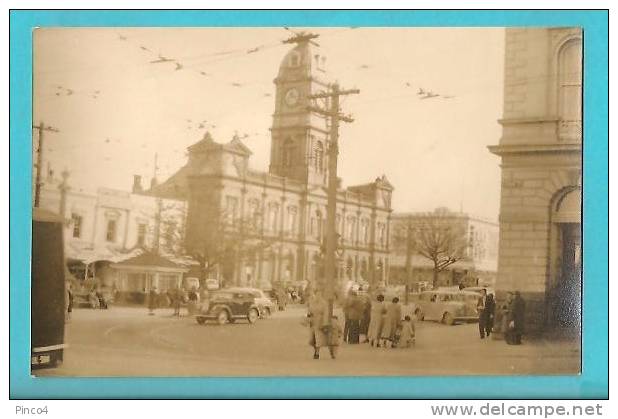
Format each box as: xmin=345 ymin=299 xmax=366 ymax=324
xmin=223 ymin=287 xmax=276 ymax=318
xmin=195 ymin=289 xmax=260 ymax=325
xmin=413 ymin=290 xmax=480 ymax=325
xmin=71 ymin=282 xmax=114 ymax=309
xmin=463 ymin=286 xmax=495 ymax=297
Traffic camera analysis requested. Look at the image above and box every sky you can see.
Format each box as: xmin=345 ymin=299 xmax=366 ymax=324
xmin=33 ymin=27 xmax=505 ymax=220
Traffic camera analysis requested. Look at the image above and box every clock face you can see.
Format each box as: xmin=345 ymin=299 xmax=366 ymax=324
xmin=284 ymin=88 xmax=300 ymax=107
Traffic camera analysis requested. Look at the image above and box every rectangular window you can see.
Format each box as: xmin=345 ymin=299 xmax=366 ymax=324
xmin=106 ymin=219 xmax=117 ymax=242
xmin=71 ymin=213 xmax=83 ymax=238
xmin=137 ymin=223 xmax=147 ymax=246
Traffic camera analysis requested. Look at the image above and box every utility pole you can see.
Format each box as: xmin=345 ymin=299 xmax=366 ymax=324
xmin=32 ymin=121 xmax=59 ymax=208
xmin=404 ymin=217 xmax=414 ymax=305
xmin=308 ymin=83 xmax=359 ymax=324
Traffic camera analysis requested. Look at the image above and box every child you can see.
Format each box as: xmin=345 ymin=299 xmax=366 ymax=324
xmin=399 ymin=315 xmax=416 ymax=348
xmin=391 ymin=323 xmax=402 ymax=348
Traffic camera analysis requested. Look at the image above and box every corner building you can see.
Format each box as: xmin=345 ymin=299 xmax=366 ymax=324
xmin=152 ymin=36 xmax=394 ymax=290
xmin=489 ymin=28 xmax=582 ymax=333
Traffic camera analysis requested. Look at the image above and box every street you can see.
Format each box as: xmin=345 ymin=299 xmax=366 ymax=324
xmin=36 ymin=306 xmax=580 ymax=377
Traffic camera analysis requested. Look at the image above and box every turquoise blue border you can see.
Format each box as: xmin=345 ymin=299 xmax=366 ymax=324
xmin=10 ymin=10 xmax=608 ymax=399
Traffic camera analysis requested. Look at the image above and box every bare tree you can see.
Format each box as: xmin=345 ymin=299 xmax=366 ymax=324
xmin=138 ymin=198 xmax=186 ymax=256
xmin=414 ymin=215 xmax=468 ymax=289
xmin=185 ymin=201 xmax=275 ymax=287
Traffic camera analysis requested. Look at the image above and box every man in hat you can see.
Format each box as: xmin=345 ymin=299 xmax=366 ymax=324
xmin=506 ymin=291 xmax=526 ymax=345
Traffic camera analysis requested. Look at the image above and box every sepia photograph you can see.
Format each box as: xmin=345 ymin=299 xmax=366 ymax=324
xmin=29 ymin=25 xmax=583 ymax=378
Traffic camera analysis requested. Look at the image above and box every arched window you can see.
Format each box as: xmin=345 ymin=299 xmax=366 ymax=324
xmin=316 ymin=210 xmax=323 ymax=240
xmin=314 ymin=141 xmax=324 ymax=173
xmin=269 ymin=203 xmax=279 ymax=232
xmin=286 ymin=206 xmax=297 ymax=235
xmin=282 ymin=138 xmax=295 ymax=167
xmin=558 ymin=39 xmax=582 ymax=141
xmin=359 ymin=219 xmax=368 ymax=244
xmin=346 ymin=216 xmax=356 ymax=242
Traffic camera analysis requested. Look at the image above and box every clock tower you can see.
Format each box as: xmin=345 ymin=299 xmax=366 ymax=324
xmin=269 ymin=32 xmax=331 ymax=186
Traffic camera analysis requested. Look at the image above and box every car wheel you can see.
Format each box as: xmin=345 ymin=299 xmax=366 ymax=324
xmin=216 ymin=309 xmax=229 ymax=325
xmin=264 ymin=307 xmax=271 ymax=318
xmin=415 ymin=309 xmax=424 ymax=321
xmin=196 ymin=316 xmax=206 ymax=325
xmin=247 ymin=308 xmax=259 ymax=324
xmin=442 ymin=312 xmax=455 ymax=326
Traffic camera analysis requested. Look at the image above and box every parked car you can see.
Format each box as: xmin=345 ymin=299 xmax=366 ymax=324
xmin=71 ymin=282 xmax=114 ymax=309
xmin=463 ymin=286 xmax=495 ymax=296
xmin=205 ymin=278 xmax=220 ymax=291
xmin=195 ymin=289 xmax=260 ymax=325
xmin=72 ymin=288 xmax=99 ymax=308
xmin=264 ymin=289 xmax=287 ymax=311
xmin=413 ymin=290 xmax=480 ymax=325
xmin=224 ymin=287 xmax=276 ymax=318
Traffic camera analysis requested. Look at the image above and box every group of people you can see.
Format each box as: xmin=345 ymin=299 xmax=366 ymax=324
xmin=306 ymin=286 xmax=528 ymax=359
xmin=477 ymin=288 xmax=526 ymax=345
xmin=365 ymin=295 xmax=416 ymax=348
xmin=305 ymin=289 xmax=417 ymax=360
xmin=147 ymin=286 xmax=203 ymax=316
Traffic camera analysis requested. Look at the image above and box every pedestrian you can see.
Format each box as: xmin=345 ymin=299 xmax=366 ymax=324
xmin=381 ymin=297 xmax=402 ymax=348
xmin=95 ymin=285 xmax=107 ymax=309
xmin=187 ymin=286 xmax=199 ymax=315
xmin=173 ymin=286 xmax=185 ymax=317
xmin=367 ymin=294 xmax=386 ymax=347
xmin=327 ymin=315 xmax=343 ymax=359
xmin=485 ymin=293 xmax=496 ymax=337
xmin=306 ymin=289 xmax=328 ymax=359
xmin=148 ymin=286 xmax=158 ymax=315
xmin=499 ymin=292 xmax=513 ymax=341
xmin=343 ymin=291 xmax=363 ymax=344
xmin=506 ymin=291 xmax=526 ymax=345
xmin=476 ymin=288 xmax=489 ymax=339
xmin=65 ymin=281 xmax=73 ymax=322
xmin=399 ymin=315 xmax=416 ymax=348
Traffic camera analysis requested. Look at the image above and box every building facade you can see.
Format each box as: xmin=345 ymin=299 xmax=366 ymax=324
xmin=389 ymin=208 xmax=499 ymax=289
xmin=151 ymin=35 xmax=394 ymax=291
xmin=38 ymin=171 xmax=188 ymax=296
xmin=489 ymin=28 xmax=582 ymax=333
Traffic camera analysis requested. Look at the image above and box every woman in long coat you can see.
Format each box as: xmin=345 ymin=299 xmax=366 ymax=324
xmin=307 ymin=290 xmax=329 ymax=359
xmin=381 ymin=297 xmax=402 ymax=347
xmin=367 ymin=294 xmax=386 ymax=347
xmin=359 ymin=294 xmax=371 ymax=342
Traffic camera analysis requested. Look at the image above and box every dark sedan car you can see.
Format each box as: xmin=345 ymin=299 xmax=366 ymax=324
xmin=195 ymin=289 xmax=260 ymax=325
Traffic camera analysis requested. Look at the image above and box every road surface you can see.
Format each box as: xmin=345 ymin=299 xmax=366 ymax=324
xmin=36 ymin=306 xmax=580 ymax=377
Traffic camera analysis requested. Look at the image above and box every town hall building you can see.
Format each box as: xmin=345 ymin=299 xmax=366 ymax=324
xmin=150 ymin=34 xmax=394 ymax=291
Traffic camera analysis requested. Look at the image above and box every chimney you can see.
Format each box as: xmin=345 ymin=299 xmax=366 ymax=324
xmin=132 ymin=175 xmax=143 ymax=193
